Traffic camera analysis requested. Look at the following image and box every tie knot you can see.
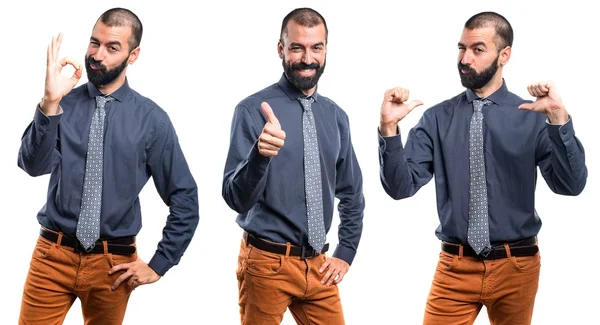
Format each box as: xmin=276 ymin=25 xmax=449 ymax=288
xmin=96 ymin=95 xmax=115 ymax=109
xmin=298 ymin=96 xmax=314 ymax=111
xmin=473 ymin=99 xmax=492 ymax=112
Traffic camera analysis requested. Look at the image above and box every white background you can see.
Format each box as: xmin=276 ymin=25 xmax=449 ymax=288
xmin=1 ymin=0 xmax=597 ymax=324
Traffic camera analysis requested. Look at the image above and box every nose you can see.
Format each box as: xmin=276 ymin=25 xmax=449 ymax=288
xmin=301 ymin=51 xmax=313 ymax=65
xmin=460 ymin=50 xmax=473 ymax=66
xmin=91 ymin=47 xmax=107 ymax=62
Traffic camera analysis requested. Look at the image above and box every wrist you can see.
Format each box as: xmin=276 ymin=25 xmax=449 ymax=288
xmin=40 ymin=97 xmax=61 ymax=116
xmin=379 ymin=122 xmax=399 ymax=137
xmin=547 ymin=108 xmax=569 ymax=125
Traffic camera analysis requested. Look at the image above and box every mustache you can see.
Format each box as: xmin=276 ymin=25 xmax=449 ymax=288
xmin=457 ymin=62 xmax=476 ymax=74
xmin=291 ymin=62 xmax=320 ymax=70
xmin=87 ymin=56 xmax=107 ymax=71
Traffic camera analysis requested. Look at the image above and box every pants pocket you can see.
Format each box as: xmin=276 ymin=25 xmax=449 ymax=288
xmin=245 ymin=246 xmax=286 ymax=277
xmin=510 ymin=252 xmax=541 ymax=273
xmin=32 ymin=236 xmax=57 ymax=260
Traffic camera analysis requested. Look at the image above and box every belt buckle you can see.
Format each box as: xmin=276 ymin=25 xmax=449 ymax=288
xmin=300 ymin=246 xmax=317 ymax=260
xmin=73 ymin=240 xmax=95 ymax=253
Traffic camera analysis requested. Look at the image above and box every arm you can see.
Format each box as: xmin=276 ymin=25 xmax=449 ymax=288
xmin=319 ymin=113 xmax=365 ymax=286
xmin=222 ymin=102 xmax=284 ymax=214
xmin=519 ymin=81 xmax=587 ymax=195
xmin=378 ymin=87 xmax=432 ymax=200
xmin=379 ymin=119 xmax=435 ymax=199
xmin=147 ymin=116 xmax=200 ymax=276
xmin=332 ymin=115 xmax=365 ymax=267
xmin=18 ymin=108 xmax=62 ymax=176
xmin=536 ymin=119 xmax=587 ymax=195
xmin=18 ymin=33 xmax=81 ymax=176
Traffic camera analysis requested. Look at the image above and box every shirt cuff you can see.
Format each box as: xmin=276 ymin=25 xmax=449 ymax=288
xmin=248 ymin=140 xmax=272 ymax=176
xmin=35 ymin=105 xmax=62 ymax=130
xmin=148 ymin=253 xmax=173 ymax=276
xmin=332 ymin=244 xmax=357 ymax=265
xmin=377 ymin=127 xmax=404 ymax=152
xmin=546 ymin=116 xmax=574 ymax=142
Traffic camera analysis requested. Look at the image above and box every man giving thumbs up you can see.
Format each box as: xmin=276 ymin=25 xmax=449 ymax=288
xmin=222 ymin=7 xmax=365 ymax=325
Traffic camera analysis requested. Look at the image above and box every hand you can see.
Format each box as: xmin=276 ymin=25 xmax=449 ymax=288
xmin=380 ymin=87 xmax=423 ymax=136
xmin=319 ymin=256 xmax=350 ymax=286
xmin=518 ymin=81 xmax=569 ymax=124
xmin=41 ymin=33 xmax=83 ymax=115
xmin=109 ymin=257 xmax=161 ymax=290
xmin=258 ymin=102 xmax=286 ymax=157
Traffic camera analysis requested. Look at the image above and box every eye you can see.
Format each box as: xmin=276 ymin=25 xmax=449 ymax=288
xmin=290 ymin=46 xmax=302 ymax=52
xmin=89 ymin=41 xmax=99 ymax=47
xmin=475 ymin=48 xmax=484 ymax=53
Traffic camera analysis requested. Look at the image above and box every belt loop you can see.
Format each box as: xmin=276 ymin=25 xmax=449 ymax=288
xmin=243 ymin=232 xmax=249 ymax=246
xmin=503 ymin=243 xmax=512 ymax=258
xmin=285 ymin=242 xmax=291 ymax=257
xmin=103 ymin=240 xmax=109 ymax=255
xmin=57 ymin=232 xmax=63 ymax=246
xmin=458 ymin=244 xmax=464 ymax=257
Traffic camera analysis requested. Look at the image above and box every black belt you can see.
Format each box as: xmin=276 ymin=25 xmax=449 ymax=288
xmin=442 ymin=236 xmax=538 ymax=260
xmin=40 ymin=228 xmax=136 ymax=256
xmin=244 ymin=232 xmax=328 ymax=259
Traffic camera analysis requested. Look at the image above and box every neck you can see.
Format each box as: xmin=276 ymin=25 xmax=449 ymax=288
xmin=95 ymin=73 xmax=126 ymax=95
xmin=301 ymin=87 xmax=316 ymax=97
xmin=472 ymin=72 xmax=503 ymax=99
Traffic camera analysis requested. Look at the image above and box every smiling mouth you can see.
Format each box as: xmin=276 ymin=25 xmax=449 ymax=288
xmin=296 ymin=69 xmax=315 ymax=77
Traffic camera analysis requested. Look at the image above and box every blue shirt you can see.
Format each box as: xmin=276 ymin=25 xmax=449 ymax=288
xmin=378 ymin=80 xmax=587 ymax=244
xmin=222 ymin=74 xmax=365 ymax=265
xmin=18 ymin=80 xmax=199 ymax=276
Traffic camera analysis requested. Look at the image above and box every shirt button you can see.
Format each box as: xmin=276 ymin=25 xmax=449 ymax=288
xmin=568 ymin=153 xmax=573 ymax=158
xmin=562 ymin=129 xmax=568 ymax=135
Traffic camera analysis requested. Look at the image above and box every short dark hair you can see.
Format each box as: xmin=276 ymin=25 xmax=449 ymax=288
xmin=97 ymin=8 xmax=143 ymax=51
xmin=464 ymin=11 xmax=513 ymax=50
xmin=280 ymin=8 xmax=328 ymax=44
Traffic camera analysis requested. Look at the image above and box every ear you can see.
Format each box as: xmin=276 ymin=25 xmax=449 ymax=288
xmin=127 ymin=47 xmax=140 ymax=65
xmin=277 ymin=40 xmax=284 ymax=59
xmin=499 ymin=46 xmax=511 ymax=66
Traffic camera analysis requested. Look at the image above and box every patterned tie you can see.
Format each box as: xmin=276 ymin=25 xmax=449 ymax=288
xmin=467 ymin=99 xmax=492 ymax=255
xmin=298 ymin=97 xmax=326 ymax=253
xmin=76 ymin=95 xmax=114 ymax=251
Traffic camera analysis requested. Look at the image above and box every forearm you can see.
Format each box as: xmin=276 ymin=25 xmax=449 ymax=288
xmin=222 ymin=141 xmax=271 ymax=214
xmin=379 ymin=131 xmax=422 ymax=199
xmin=541 ymin=118 xmax=587 ymax=195
xmin=18 ymin=106 xmax=61 ymax=176
xmin=149 ymin=194 xmax=199 ymax=276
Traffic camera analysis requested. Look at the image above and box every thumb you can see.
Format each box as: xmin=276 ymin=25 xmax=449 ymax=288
xmin=261 ymin=102 xmax=280 ymax=126
xmin=407 ymin=100 xmax=424 ymax=112
xmin=518 ymin=103 xmax=534 ymax=110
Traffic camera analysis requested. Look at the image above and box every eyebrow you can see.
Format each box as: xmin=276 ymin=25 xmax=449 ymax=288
xmin=89 ymin=37 xmax=122 ymax=48
xmin=458 ymin=41 xmax=487 ymax=48
xmin=289 ymin=42 xmax=325 ymax=48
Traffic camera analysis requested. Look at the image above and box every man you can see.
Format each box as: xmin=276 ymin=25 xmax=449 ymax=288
xmin=378 ymin=12 xmax=586 ymax=325
xmin=222 ymin=7 xmax=365 ymax=325
xmin=17 ymin=8 xmax=199 ymax=324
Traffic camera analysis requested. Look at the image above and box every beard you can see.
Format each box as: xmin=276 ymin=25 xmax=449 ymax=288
xmin=458 ymin=55 xmax=499 ymax=90
xmin=85 ymin=54 xmax=129 ymax=87
xmin=282 ymin=59 xmax=326 ymax=91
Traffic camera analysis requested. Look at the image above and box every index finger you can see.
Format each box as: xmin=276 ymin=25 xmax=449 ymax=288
xmin=261 ymin=102 xmax=279 ymax=126
xmin=60 ymin=57 xmax=81 ymax=70
xmin=109 ymin=261 xmax=132 ymax=275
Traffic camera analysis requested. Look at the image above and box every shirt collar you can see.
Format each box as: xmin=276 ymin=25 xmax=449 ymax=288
xmin=277 ymin=73 xmax=319 ymax=102
xmin=86 ymin=78 xmax=130 ymax=102
xmin=465 ymin=78 xmax=508 ymax=104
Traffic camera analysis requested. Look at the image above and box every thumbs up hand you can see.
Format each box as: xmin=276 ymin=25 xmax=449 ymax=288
xmin=258 ymin=102 xmax=286 ymax=157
